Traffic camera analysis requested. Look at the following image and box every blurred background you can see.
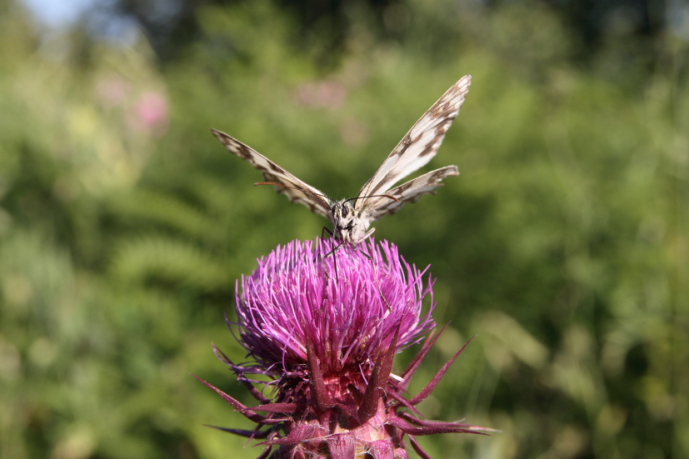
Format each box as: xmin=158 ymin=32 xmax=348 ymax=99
xmin=1 ymin=0 xmax=687 ymax=458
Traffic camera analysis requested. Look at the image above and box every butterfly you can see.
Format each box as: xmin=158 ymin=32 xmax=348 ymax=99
xmin=212 ymin=75 xmax=472 ymax=245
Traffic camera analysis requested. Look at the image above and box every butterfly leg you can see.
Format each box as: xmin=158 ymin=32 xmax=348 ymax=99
xmin=323 ymin=241 xmax=346 ymax=259
xmin=318 ymin=226 xmax=352 ymax=260
xmin=320 ymin=226 xmax=334 ymax=240
xmin=315 ymin=227 xmax=346 ymax=280
xmin=353 ymin=228 xmax=376 ymax=259
xmin=363 ymin=228 xmax=376 ymax=241
xmin=317 ymin=227 xmax=341 ymax=258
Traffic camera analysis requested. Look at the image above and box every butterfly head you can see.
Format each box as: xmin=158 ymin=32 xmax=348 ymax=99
xmin=331 ymin=200 xmax=372 ymax=245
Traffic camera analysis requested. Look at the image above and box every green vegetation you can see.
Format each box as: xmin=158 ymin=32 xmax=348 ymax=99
xmin=1 ymin=1 xmax=687 ymax=458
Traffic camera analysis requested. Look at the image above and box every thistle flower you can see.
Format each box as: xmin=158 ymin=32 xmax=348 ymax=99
xmin=198 ymin=238 xmax=492 ymax=459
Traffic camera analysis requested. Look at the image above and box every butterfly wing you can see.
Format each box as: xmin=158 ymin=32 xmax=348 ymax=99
xmin=363 ymin=165 xmax=459 ymax=221
xmin=356 ymin=75 xmax=471 ymax=204
xmin=211 ymin=129 xmax=332 ymax=218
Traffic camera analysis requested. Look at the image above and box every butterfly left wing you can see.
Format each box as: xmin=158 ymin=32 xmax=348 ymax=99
xmin=357 ymin=75 xmax=471 ymax=202
xmin=211 ymin=128 xmax=333 ymax=218
xmin=362 ymin=165 xmax=459 ymax=221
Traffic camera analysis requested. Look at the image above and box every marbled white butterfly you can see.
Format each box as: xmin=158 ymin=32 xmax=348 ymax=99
xmin=212 ymin=75 xmax=472 ymax=244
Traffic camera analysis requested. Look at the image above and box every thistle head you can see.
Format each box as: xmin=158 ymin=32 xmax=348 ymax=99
xmin=199 ymin=238 xmax=492 ymax=459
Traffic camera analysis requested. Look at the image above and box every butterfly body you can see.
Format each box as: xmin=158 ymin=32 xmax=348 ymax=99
xmin=330 ymin=200 xmax=374 ymax=244
xmin=212 ymin=75 xmax=472 ymax=244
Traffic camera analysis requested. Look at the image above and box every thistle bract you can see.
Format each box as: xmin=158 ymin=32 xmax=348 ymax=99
xmin=200 ymin=238 xmax=491 ymax=459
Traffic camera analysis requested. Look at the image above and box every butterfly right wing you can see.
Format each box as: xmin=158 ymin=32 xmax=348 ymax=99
xmin=211 ymin=129 xmax=333 ymax=219
xmin=357 ymin=75 xmax=472 ymax=201
xmin=363 ymin=165 xmax=459 ymax=221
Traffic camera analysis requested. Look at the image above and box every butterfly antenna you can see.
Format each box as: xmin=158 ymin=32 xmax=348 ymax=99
xmin=344 ymin=194 xmax=399 ymax=204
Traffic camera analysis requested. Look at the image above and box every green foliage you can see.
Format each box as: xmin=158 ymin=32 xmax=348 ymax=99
xmin=1 ymin=1 xmax=687 ymax=458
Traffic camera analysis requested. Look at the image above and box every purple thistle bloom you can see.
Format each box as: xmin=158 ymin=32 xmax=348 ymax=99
xmin=198 ymin=238 xmax=493 ymax=459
